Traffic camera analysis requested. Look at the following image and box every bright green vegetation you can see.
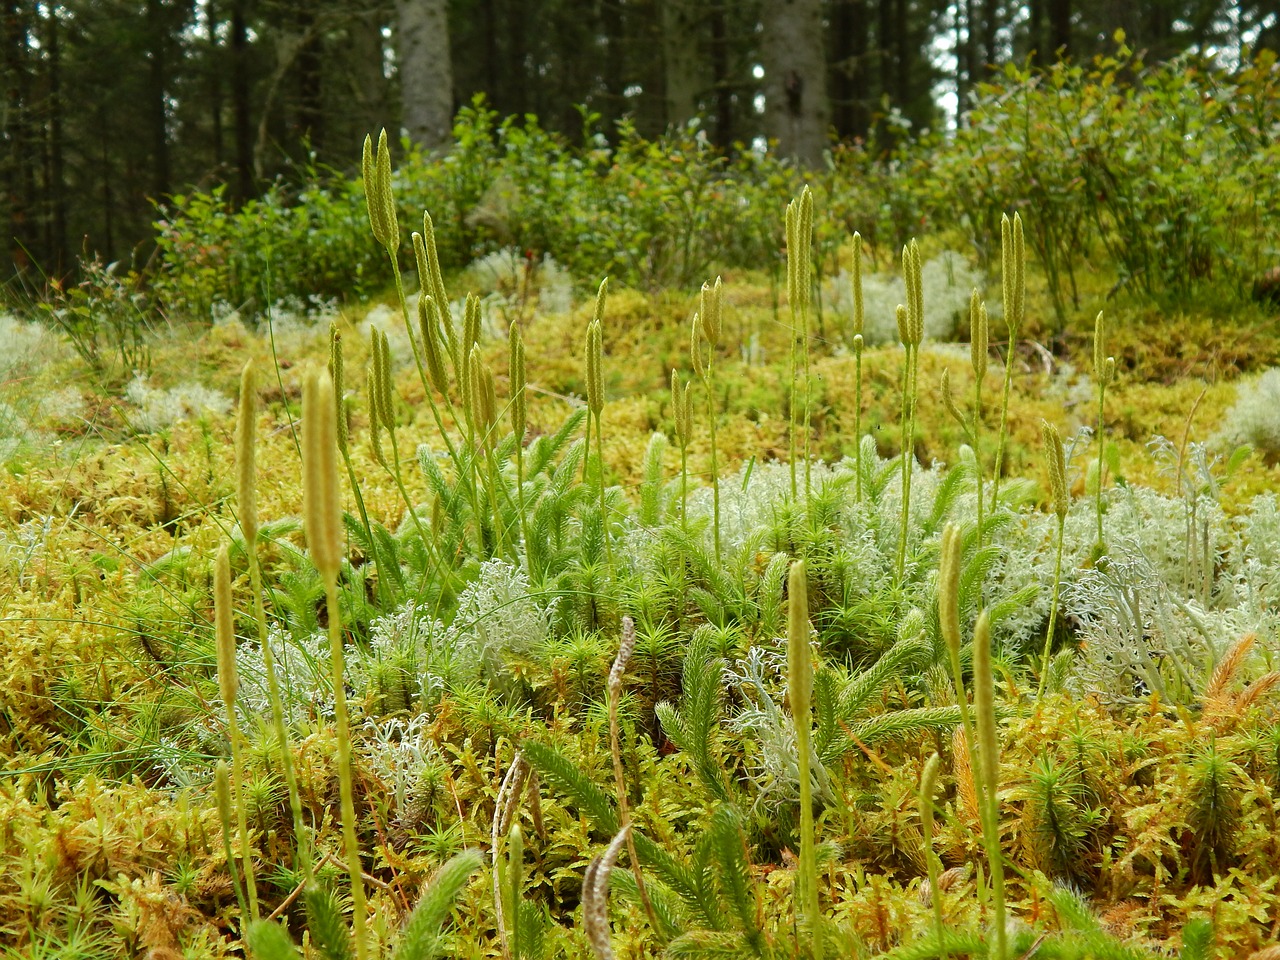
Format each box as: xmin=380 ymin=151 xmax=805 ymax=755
xmin=4 ymin=55 xmax=1280 ymax=960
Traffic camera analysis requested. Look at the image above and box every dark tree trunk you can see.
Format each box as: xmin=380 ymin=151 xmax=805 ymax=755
xmin=877 ymin=0 xmax=893 ymax=140
xmin=145 ymin=0 xmax=171 ymax=199
xmin=600 ymin=0 xmax=626 ymax=128
xmin=663 ymin=0 xmax=702 ymax=129
xmin=230 ymin=0 xmax=254 ymax=202
xmin=830 ymin=0 xmax=868 ymax=139
xmin=507 ymin=0 xmax=528 ymax=116
xmin=982 ymin=0 xmax=998 ymax=67
xmin=3 ymin=0 xmax=33 ymax=274
xmin=46 ymin=3 xmax=65 ymax=274
xmin=1049 ymin=0 xmax=1071 ymax=58
xmin=294 ymin=4 xmax=323 ymax=150
xmin=709 ymin=2 xmax=733 ymax=148
xmin=1029 ymin=0 xmax=1044 ymax=64
xmin=894 ymin=0 xmax=909 ymax=109
xmin=207 ymin=0 xmax=223 ymax=168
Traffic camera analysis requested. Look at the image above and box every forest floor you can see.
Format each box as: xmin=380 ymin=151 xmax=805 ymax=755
xmin=3 ymin=245 xmax=1280 ymax=959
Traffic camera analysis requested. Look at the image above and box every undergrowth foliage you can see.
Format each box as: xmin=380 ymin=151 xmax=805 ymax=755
xmin=5 ymin=117 xmax=1280 ymax=960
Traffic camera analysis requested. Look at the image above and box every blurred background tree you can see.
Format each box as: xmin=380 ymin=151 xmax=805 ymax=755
xmin=2 ymin=0 xmax=1275 ymax=286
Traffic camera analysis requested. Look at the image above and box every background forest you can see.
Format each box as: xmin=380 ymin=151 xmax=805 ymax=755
xmin=3 ymin=0 xmax=1280 ymax=287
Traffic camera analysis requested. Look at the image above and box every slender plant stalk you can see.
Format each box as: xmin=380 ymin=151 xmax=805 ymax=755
xmin=970 ymin=291 xmax=988 ymax=551
xmin=1092 ymin=310 xmax=1114 ymax=560
xmin=991 ymin=213 xmax=1025 ymax=515
xmin=671 ymin=370 xmax=692 ymax=531
xmin=939 ymin=520 xmax=993 ymax=905
xmin=303 ymin=369 xmax=368 ymax=960
xmin=1037 ymin=420 xmax=1070 ymax=701
xmin=510 ymin=322 xmax=532 ymax=573
xmin=238 ymin=363 xmax=313 ymax=884
xmin=798 ymin=192 xmax=813 ymax=500
xmin=214 ymin=761 xmax=249 ymax=926
xmin=469 ymin=343 xmax=507 ymax=556
xmin=508 ymin=822 xmax=523 ymax=960
xmin=784 ymin=192 xmax=813 ymax=500
xmin=325 ymin=327 xmax=386 ymax=605
xmin=608 ymin=617 xmax=659 ymax=930
xmin=788 ymin=560 xmax=821 ymax=958
xmin=919 ymin=753 xmax=947 ymax=960
xmin=492 ymin=754 xmax=528 ymax=960
xmin=851 ymin=232 xmax=865 ymax=503
xmin=786 ymin=201 xmax=799 ymax=500
xmin=214 ymin=545 xmax=258 ymax=923
xmin=972 ymin=609 xmax=1007 ymax=960
xmin=586 ymin=281 xmax=610 ymax=567
xmin=895 ymin=240 xmax=924 ymax=584
xmin=700 ymin=278 xmax=724 ymax=562
xmin=369 ymin=329 xmax=437 ymax=561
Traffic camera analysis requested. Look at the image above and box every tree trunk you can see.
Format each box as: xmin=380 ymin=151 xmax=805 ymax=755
xmin=3 ymin=0 xmax=33 ymax=274
xmin=981 ymin=0 xmax=999 ymax=68
xmin=145 ymin=0 xmax=171 ymax=199
xmin=1028 ymin=0 xmax=1044 ymax=64
xmin=343 ymin=6 xmax=391 ymax=151
xmin=230 ymin=0 xmax=254 ymax=202
xmin=662 ymin=0 xmax=702 ymax=128
xmin=396 ymin=0 xmax=453 ymax=152
xmin=207 ymin=0 xmax=223 ymax=168
xmin=294 ymin=4 xmax=323 ymax=151
xmin=46 ymin=3 xmax=65 ymax=274
xmin=709 ymin=2 xmax=733 ymax=147
xmin=1048 ymin=0 xmax=1071 ymax=58
xmin=761 ymin=0 xmax=829 ymax=167
xmin=829 ymin=0 xmax=856 ymax=138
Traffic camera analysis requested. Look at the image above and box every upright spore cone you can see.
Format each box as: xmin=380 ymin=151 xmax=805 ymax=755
xmin=235 ymin=360 xmax=258 ymax=547
xmin=787 ymin=560 xmax=812 ymax=736
xmin=700 ymin=276 xmax=723 ymax=347
xmin=361 ymin=129 xmax=398 ymax=251
xmin=851 ymin=232 xmax=864 ymax=338
xmin=303 ymin=369 xmax=342 ymax=588
xmin=509 ymin=321 xmax=526 ymax=441
xmin=586 ymin=320 xmax=604 ymax=417
xmin=1042 ymin=420 xmax=1068 ymax=519
xmin=214 ymin=544 xmax=237 ymax=713
xmin=970 ymin=289 xmax=988 ymax=381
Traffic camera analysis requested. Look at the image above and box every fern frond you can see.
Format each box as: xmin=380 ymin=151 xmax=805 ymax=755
xmin=639 ymin=432 xmax=668 ymax=527
xmin=706 ymin=805 xmax=763 ymax=952
xmin=665 ymin=930 xmax=759 ymax=959
xmin=844 ymin=706 xmax=962 ymax=748
xmin=528 ymin=410 xmax=589 ymax=476
xmin=837 ymin=632 xmax=931 ymax=720
xmin=925 ymin=460 xmax=968 ymax=534
xmin=520 ymin=741 xmax=617 ymax=832
xmin=394 ymin=849 xmax=484 ymax=960
xmin=609 ymin=870 xmax=687 ymax=942
xmin=246 ymin=920 xmax=304 ymax=960
xmin=656 ymin=628 xmax=733 ymax=802
xmin=1179 ymin=917 xmax=1215 ymax=960
xmin=875 ymin=929 xmax=986 ymax=960
xmin=958 ymin=544 xmax=1002 ymax=619
xmin=813 ymin=667 xmax=841 ymax=758
xmin=756 ymin=552 xmax=790 ymax=638
xmin=303 ymin=882 xmax=354 ymax=960
xmin=521 ymin=741 xmax=695 ymax=899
